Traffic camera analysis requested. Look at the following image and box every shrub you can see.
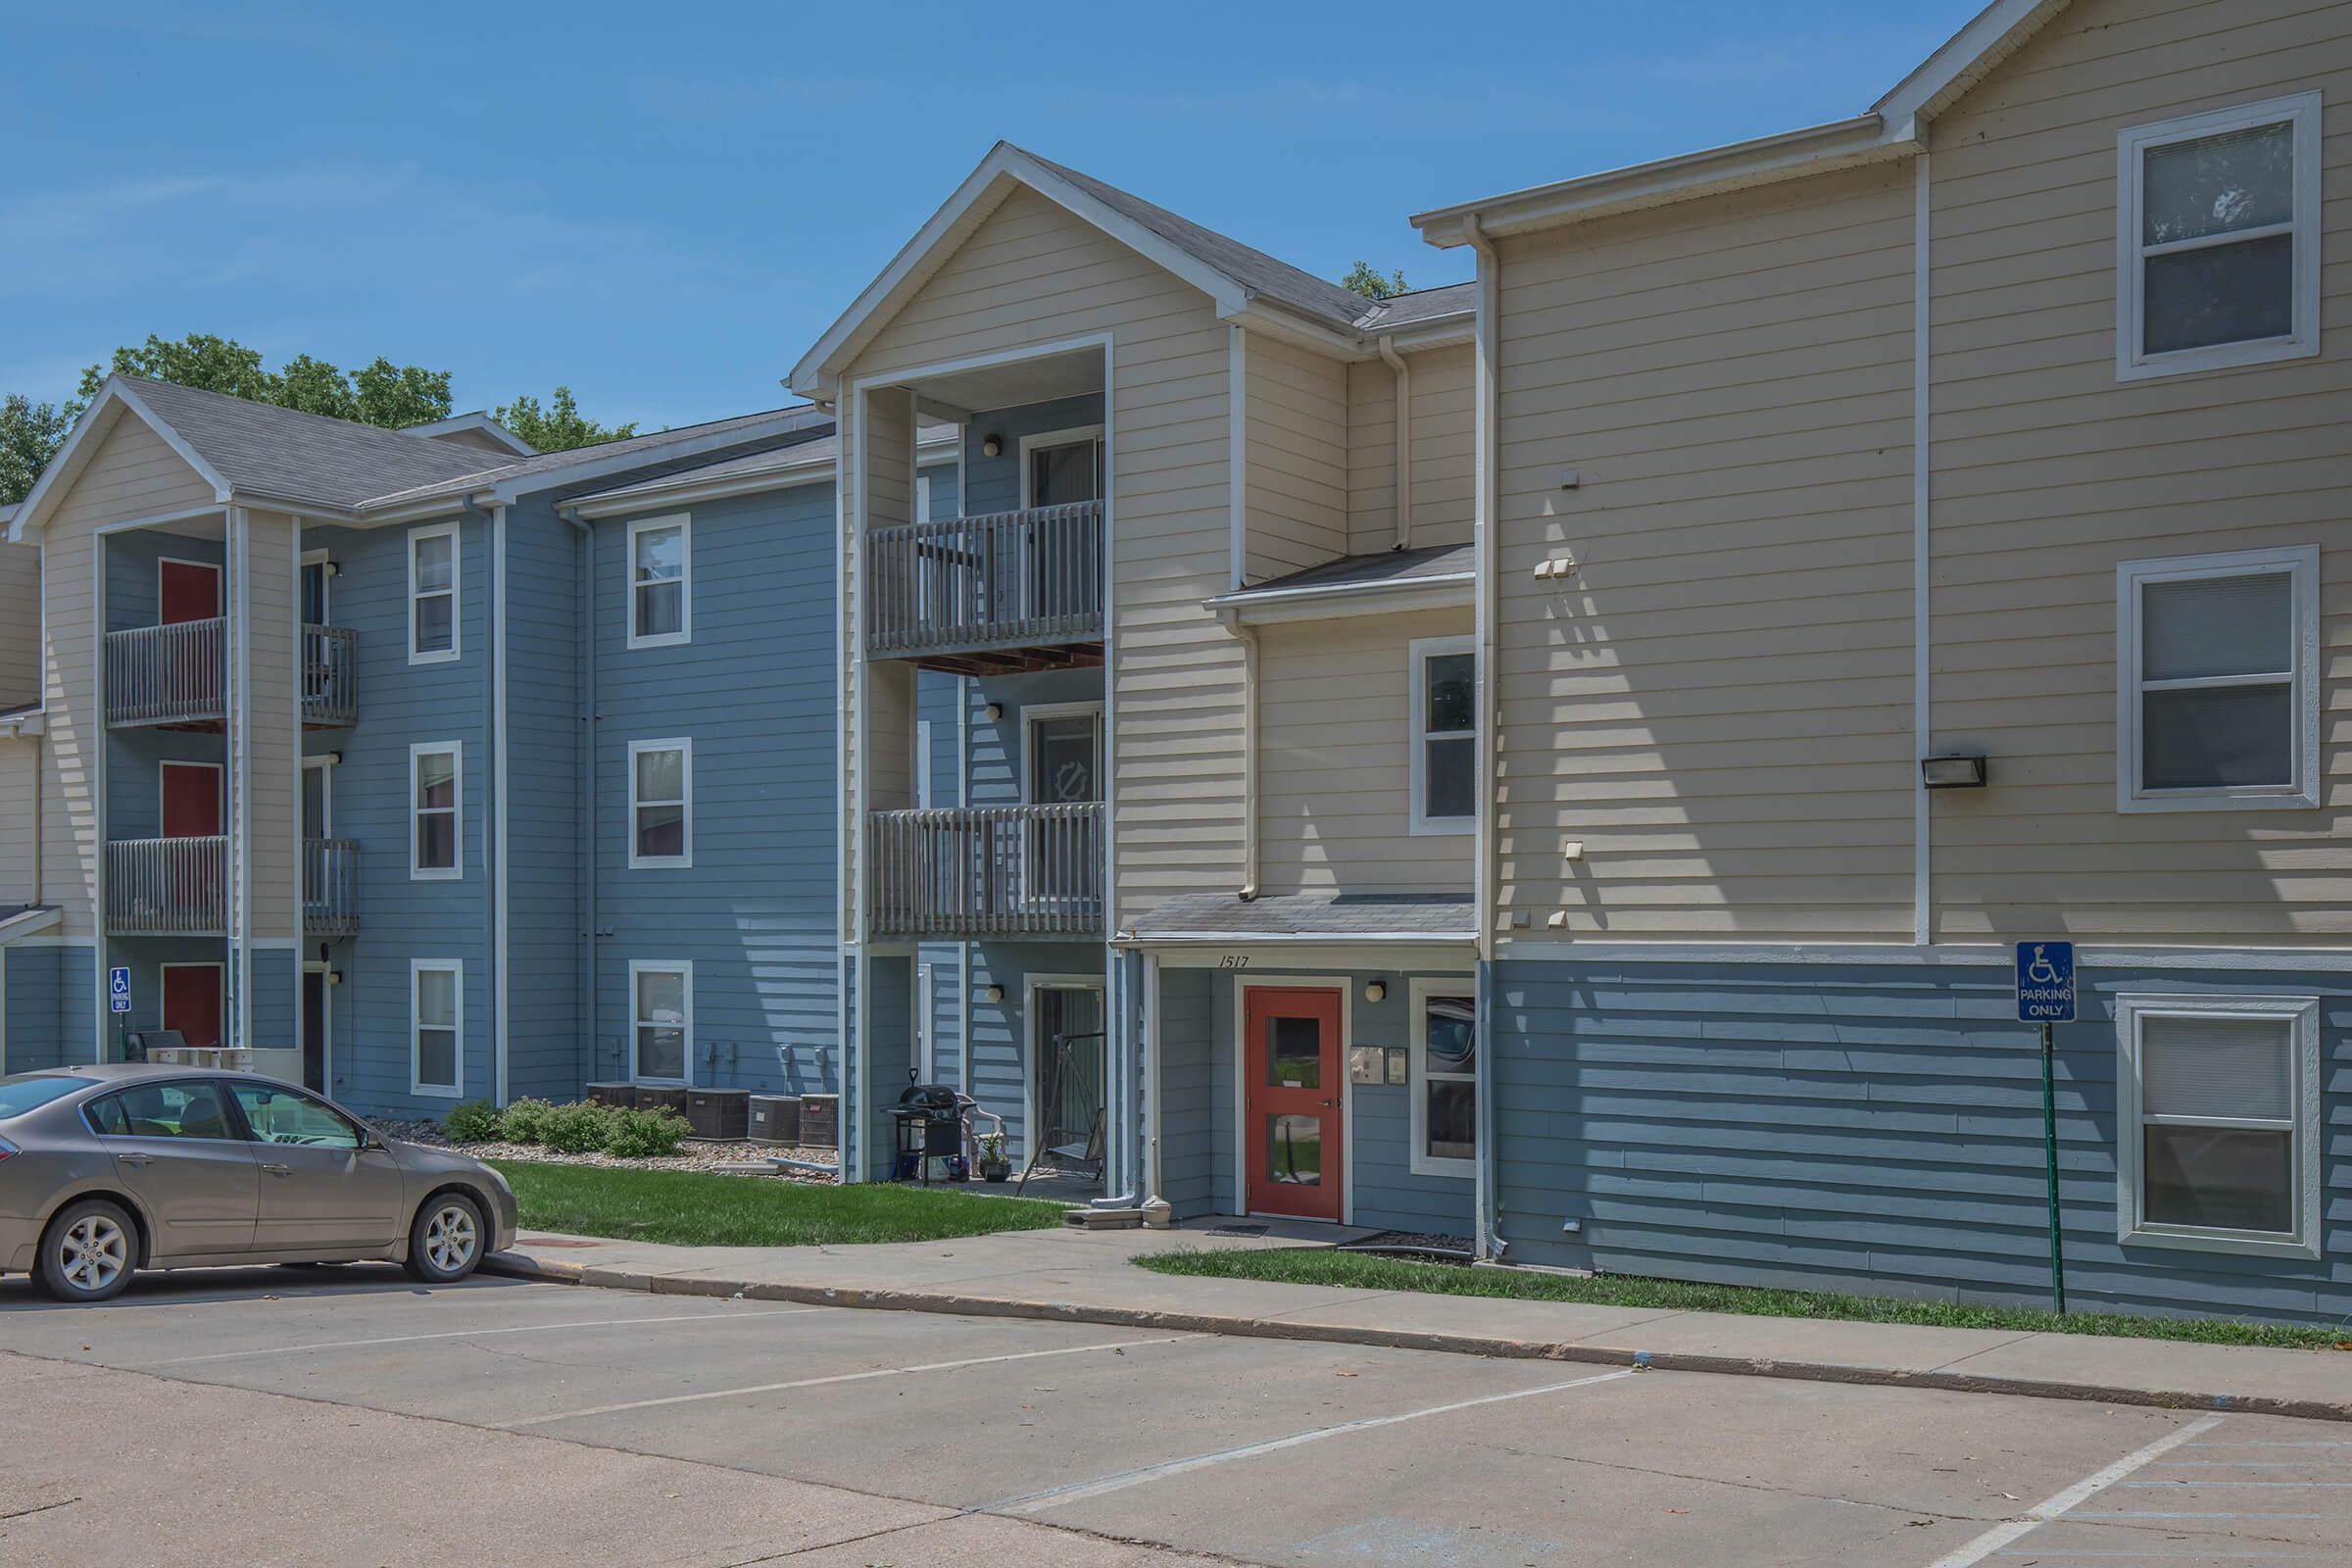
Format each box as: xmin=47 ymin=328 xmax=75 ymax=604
xmin=541 ymin=1101 xmax=619 ymax=1154
xmin=603 ymin=1106 xmax=691 ymax=1158
xmin=497 ymin=1097 xmax=558 ymax=1145
xmin=443 ymin=1099 xmax=503 ymax=1144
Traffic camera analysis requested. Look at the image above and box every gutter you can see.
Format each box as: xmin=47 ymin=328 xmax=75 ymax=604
xmin=1202 ymin=570 xmax=1472 ymax=623
xmin=1465 ymin=212 xmax=1503 ymax=1263
xmin=1377 ymin=335 xmax=1413 ymax=551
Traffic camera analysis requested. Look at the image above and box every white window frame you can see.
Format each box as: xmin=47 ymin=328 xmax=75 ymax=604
xmin=625 ymin=513 xmax=691 ymax=650
xmin=409 ymin=741 xmax=463 ymax=881
xmin=301 ymin=754 xmax=334 ymax=838
xmin=2115 ymin=546 xmax=2319 ymax=813
xmin=1407 ymin=977 xmax=1478 ymax=1180
xmin=2114 ymin=993 xmax=2321 ymax=1260
xmin=1017 ymin=424 xmax=1105 ymax=509
xmin=1019 ymin=701 xmax=1104 ymax=806
xmin=627 ymin=737 xmax=693 ymax=869
xmin=407 ymin=521 xmax=460 ymax=664
xmin=1408 ymin=634 xmax=1477 ymax=837
xmin=2116 ymin=91 xmax=2322 ymax=381
xmin=299 ymin=547 xmax=332 ymax=626
xmin=629 ymin=958 xmax=694 ymax=1087
xmin=410 ymin=958 xmax=464 ymax=1100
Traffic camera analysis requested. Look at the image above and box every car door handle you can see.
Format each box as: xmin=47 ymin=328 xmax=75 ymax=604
xmin=119 ymin=1152 xmax=152 ymax=1167
xmin=260 ymin=1162 xmax=292 ymax=1176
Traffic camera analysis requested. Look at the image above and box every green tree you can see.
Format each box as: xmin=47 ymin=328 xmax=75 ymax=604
xmin=1 ymin=395 xmax=75 ymax=507
xmin=492 ymin=386 xmax=636 ymax=453
xmin=1340 ymin=260 xmax=1410 ymax=301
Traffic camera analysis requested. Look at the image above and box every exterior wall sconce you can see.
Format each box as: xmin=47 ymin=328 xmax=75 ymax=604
xmin=982 ymin=702 xmax=1004 ymax=721
xmin=981 ymin=984 xmax=1004 ymax=1004
xmin=1363 ymin=980 xmax=1388 ymax=1004
xmin=981 ymin=435 xmax=1004 ymax=458
xmin=327 ymin=970 xmax=345 ymax=987
xmin=1921 ymin=755 xmax=1988 ymax=789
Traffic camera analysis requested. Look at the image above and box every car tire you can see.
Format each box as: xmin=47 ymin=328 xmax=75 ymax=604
xmin=404 ymin=1192 xmax=485 ymax=1284
xmin=34 ymin=1199 xmax=138 ymax=1303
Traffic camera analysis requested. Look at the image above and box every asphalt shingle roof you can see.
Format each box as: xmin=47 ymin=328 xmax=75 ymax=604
xmin=357 ymin=405 xmax=833 ymax=509
xmin=571 ymin=420 xmax=958 ymax=508
xmin=1353 ymin=281 xmax=1477 ymax=330
xmin=1129 ymin=891 xmax=1475 ymax=940
xmin=1218 ymin=542 xmax=1472 ymax=600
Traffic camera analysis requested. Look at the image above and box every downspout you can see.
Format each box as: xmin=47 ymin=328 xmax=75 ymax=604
xmin=1464 ymin=214 xmax=1506 ymax=1261
xmin=1218 ymin=606 xmax=1259 ymax=902
xmin=1377 ymin=334 xmax=1413 ymax=552
xmin=561 ymin=508 xmax=597 ymax=1091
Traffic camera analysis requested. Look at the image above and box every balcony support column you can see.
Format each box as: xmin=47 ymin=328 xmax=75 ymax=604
xmin=223 ymin=507 xmax=303 ymax=1071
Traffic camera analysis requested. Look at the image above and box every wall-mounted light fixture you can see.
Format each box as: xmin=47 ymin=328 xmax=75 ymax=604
xmin=1363 ymin=979 xmax=1388 ymax=1004
xmin=982 ymin=983 xmax=1004 ymax=1004
xmin=981 ymin=435 xmax=1004 ymax=459
xmin=982 ymin=702 xmax=1004 ymax=721
xmin=1920 ymin=755 xmax=1988 ymax=789
xmin=327 ymin=970 xmax=345 ymax=987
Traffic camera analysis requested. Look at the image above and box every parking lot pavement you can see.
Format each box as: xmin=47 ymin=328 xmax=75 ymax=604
xmin=7 ymin=1266 xmax=2352 ymax=1567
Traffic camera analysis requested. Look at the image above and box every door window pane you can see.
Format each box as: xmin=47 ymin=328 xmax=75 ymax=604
xmin=92 ymin=1081 xmax=236 ymax=1139
xmin=1426 ymin=1080 xmax=1476 ymax=1162
xmin=635 ymin=967 xmax=689 ymax=1082
xmin=231 ymin=1084 xmax=361 ymax=1149
xmin=1265 ymin=1113 xmax=1322 ymax=1186
xmin=1030 ymin=714 xmax=1100 ymax=804
xmin=1030 ymin=440 xmax=1100 ymax=506
xmin=300 ymin=561 xmax=330 ymax=626
xmin=1265 ymin=1015 xmax=1321 ymax=1088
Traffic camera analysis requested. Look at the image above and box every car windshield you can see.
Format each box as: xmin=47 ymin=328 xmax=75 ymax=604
xmin=0 ymin=1075 xmax=98 ymax=1119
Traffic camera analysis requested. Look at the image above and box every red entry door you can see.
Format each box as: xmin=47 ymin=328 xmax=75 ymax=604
xmin=159 ymin=560 xmax=220 ymax=624
xmin=163 ymin=965 xmax=223 ymax=1050
xmin=1244 ymin=987 xmax=1345 ymax=1222
xmin=161 ymin=762 xmax=221 ymax=838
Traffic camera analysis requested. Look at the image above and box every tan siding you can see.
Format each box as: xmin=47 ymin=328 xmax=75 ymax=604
xmin=0 ymin=738 xmax=35 ymax=905
xmin=1256 ymin=608 xmax=1474 ymax=897
xmin=1243 ymin=331 xmax=1348 ymax=582
xmin=850 ymin=185 xmax=1244 ymax=924
xmin=38 ymin=410 xmax=219 ymax=938
xmin=242 ymin=510 xmax=299 ymax=938
xmin=0 ymin=543 xmax=39 ymax=710
xmin=1927 ymin=0 xmax=2352 ymax=944
xmin=1493 ymin=161 xmax=1918 ymax=941
xmin=1347 ymin=343 xmax=1475 ymax=556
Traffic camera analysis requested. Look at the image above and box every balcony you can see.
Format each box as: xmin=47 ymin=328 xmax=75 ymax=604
xmin=105 ymin=836 xmax=359 ymax=936
xmin=865 ymin=502 xmax=1104 ymax=672
xmin=104 ymin=619 xmax=358 ymax=729
xmin=868 ymin=803 xmax=1104 ymax=938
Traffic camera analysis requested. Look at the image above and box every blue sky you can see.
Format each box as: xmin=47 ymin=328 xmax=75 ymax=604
xmin=3 ymin=1 xmax=1983 ymax=430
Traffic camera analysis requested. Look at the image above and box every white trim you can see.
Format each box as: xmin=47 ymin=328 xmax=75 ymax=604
xmin=159 ymin=960 xmax=226 ymax=1049
xmin=1230 ymin=975 xmax=1351 ymax=1222
xmin=1496 ymin=939 xmax=2352 ymax=971
xmin=409 ymin=741 xmax=463 ymax=880
xmin=1406 ymin=976 xmax=1478 ymax=1181
xmin=410 ymin=957 xmax=464 ymax=1099
xmin=626 ymin=736 xmax=694 ymax=869
xmin=159 ymin=760 xmax=224 ymax=836
xmin=0 ymin=907 xmax=62 ymax=946
xmin=299 ymin=547 xmax=332 ymax=625
xmin=406 ymin=521 xmax=460 ymax=664
xmin=2113 ymin=992 xmax=2321 ymax=1260
xmin=300 ymin=754 xmax=334 ymax=838
xmin=1019 ymin=701 xmax=1104 ymax=807
xmin=1023 ymin=972 xmax=1106 ymax=1164
xmin=1228 ymin=326 xmax=1247 ymax=591
xmin=1407 ymin=634 xmax=1476 ymax=837
xmin=404 ymin=411 xmax=537 ymax=457
xmin=366 ymin=407 xmax=834 ymax=514
xmin=628 ymin=958 xmax=695 ymax=1087
xmin=1015 ymin=424 xmax=1103 ymax=510
xmin=2114 ymin=545 xmax=2320 ymax=812
xmin=1911 ymin=151 xmax=1932 ymax=946
xmin=7 ymin=387 xmax=224 ymax=539
xmin=624 ymin=513 xmax=692 ymax=650
xmin=2116 ymin=92 xmax=2323 ymax=382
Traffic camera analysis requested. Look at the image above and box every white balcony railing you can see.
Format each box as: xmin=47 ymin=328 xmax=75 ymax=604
xmin=104 ymin=619 xmax=357 ymax=728
xmin=868 ymin=803 xmax=1104 ymax=938
xmin=865 ymin=501 xmax=1103 ymax=660
xmin=106 ymin=836 xmax=227 ymax=935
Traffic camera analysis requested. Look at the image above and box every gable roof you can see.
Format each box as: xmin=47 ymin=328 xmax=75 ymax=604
xmin=405 ymin=410 xmax=538 ymax=457
xmin=790 ymin=143 xmax=1472 ymax=398
xmin=1411 ymin=0 xmax=2074 ymax=244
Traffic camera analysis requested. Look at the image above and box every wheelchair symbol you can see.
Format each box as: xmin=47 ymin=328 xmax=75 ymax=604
xmin=2024 ymin=946 xmax=2060 ymax=986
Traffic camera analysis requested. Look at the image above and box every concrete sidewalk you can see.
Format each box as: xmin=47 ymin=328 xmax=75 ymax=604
xmin=485 ymin=1218 xmax=2352 ymax=1423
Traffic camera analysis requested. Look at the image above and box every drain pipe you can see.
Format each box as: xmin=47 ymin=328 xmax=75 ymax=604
xmin=1090 ymin=948 xmax=1145 ymax=1209
xmin=1217 ymin=606 xmax=1260 ymax=902
xmin=560 ymin=508 xmax=598 ymax=1088
xmin=1377 ymin=334 xmax=1413 ymax=552
xmin=1465 ymin=212 xmax=1505 ymax=1262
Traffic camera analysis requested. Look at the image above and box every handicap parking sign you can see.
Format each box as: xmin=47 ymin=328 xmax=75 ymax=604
xmin=2015 ymin=942 xmax=2075 ymax=1024
xmin=109 ymin=965 xmax=131 ymax=1013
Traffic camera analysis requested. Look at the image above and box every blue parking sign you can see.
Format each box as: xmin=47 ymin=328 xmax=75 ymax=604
xmin=2015 ymin=942 xmax=2075 ymax=1024
xmin=109 ymin=965 xmax=131 ymax=1013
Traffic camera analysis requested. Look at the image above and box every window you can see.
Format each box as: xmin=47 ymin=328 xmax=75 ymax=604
xmin=629 ymin=738 xmax=692 ymax=867
xmin=2116 ymin=995 xmax=2319 ymax=1259
xmin=411 ymin=960 xmax=463 ymax=1098
xmin=1023 ymin=704 xmax=1102 ymax=805
xmin=1409 ymin=635 xmax=1477 ymax=835
xmin=2117 ymin=547 xmax=2317 ymax=811
xmin=83 ymin=1080 xmax=239 ymax=1140
xmin=2119 ymin=92 xmax=2321 ymax=379
xmin=300 ymin=551 xmax=331 ymax=626
xmin=631 ymin=961 xmax=692 ymax=1084
xmin=411 ymin=743 xmax=462 ymax=878
xmin=627 ymin=514 xmax=690 ymax=649
xmin=408 ymin=523 xmax=459 ymax=663
xmin=1409 ymin=981 xmax=1477 ymax=1178
xmin=1019 ymin=425 xmax=1104 ymax=508
xmin=229 ymin=1083 xmax=362 ymax=1150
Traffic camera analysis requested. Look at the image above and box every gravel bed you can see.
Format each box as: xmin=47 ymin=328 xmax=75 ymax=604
xmin=374 ymin=1120 xmax=841 ymax=1181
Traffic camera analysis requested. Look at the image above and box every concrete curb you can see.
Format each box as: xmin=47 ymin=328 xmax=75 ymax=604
xmin=482 ymin=1251 xmax=2352 ymax=1425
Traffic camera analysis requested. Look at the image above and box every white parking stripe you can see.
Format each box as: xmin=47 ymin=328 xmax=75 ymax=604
xmin=986 ymin=1368 xmax=1638 ymax=1515
xmin=1922 ymin=1413 xmax=2225 ymax=1568
xmin=499 ymin=1333 xmax=1196 ymax=1428
xmin=154 ymin=1306 xmax=826 ymax=1364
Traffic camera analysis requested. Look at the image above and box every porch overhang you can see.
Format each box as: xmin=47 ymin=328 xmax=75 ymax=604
xmin=1117 ymin=892 xmax=1477 ymax=959
xmin=1205 ymin=543 xmax=1473 ymax=626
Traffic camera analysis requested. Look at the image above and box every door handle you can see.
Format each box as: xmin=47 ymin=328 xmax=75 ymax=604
xmin=261 ymin=1162 xmax=292 ymax=1176
xmin=119 ymin=1152 xmax=152 ymax=1167
xmin=1319 ymin=1099 xmax=1339 ymax=1109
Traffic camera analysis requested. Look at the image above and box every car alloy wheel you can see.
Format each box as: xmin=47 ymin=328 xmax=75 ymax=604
xmin=423 ymin=1202 xmax=477 ymax=1274
xmin=59 ymin=1212 xmax=127 ymax=1297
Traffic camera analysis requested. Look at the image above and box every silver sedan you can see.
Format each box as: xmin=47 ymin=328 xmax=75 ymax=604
xmin=0 ymin=1064 xmax=517 ymax=1303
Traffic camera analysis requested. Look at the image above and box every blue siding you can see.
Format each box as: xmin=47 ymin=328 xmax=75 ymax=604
xmin=5 ymin=943 xmax=88 ymax=1072
xmin=1158 ymin=965 xmax=1218 ymax=1215
xmin=960 ymin=942 xmax=1108 ymax=1162
xmin=250 ymin=946 xmax=295 ymax=1054
xmin=502 ymin=494 xmax=583 ymax=1102
xmin=106 ymin=529 xmax=222 ymax=632
xmin=962 ymin=394 xmax=1102 ymax=514
xmin=1492 ymin=956 xmax=2352 ymax=1325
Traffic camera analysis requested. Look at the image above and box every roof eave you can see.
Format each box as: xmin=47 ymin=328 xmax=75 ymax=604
xmin=8 ymin=380 xmax=232 ymax=539
xmin=1205 ymin=569 xmax=1474 ymax=625
xmin=566 ymin=432 xmax=956 ymax=518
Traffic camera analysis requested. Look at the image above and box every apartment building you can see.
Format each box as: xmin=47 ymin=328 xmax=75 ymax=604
xmin=0 ymin=377 xmax=956 ymax=1121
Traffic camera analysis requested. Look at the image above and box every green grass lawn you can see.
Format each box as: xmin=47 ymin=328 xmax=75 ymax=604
xmin=490 ymin=1160 xmax=1069 ymax=1248
xmin=1135 ymin=1247 xmax=2352 ymax=1350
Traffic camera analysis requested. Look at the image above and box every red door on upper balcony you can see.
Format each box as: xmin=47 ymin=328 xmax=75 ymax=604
xmin=161 ymin=761 xmax=222 ymax=839
xmin=159 ymin=560 xmax=220 ymax=624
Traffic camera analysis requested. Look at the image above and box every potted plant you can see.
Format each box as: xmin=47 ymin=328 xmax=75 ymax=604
xmin=976 ymin=1131 xmax=1012 ymax=1183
